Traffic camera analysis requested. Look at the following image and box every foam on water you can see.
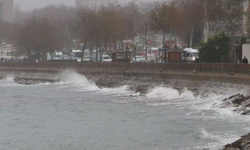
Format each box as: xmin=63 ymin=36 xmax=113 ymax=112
xmin=0 ymin=75 xmax=22 ymax=87
xmin=146 ymin=87 xmax=195 ymax=101
xmin=37 ymin=70 xmax=250 ymax=119
xmin=4 ymin=75 xmax=15 ymax=82
xmin=59 ymin=70 xmax=99 ymax=91
xmin=58 ymin=70 xmax=135 ymax=96
xmin=199 ymin=128 xmax=219 ymax=140
xmin=198 ymin=128 xmax=241 ymax=150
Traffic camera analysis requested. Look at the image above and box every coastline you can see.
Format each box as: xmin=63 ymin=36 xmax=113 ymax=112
xmin=1 ymin=67 xmax=250 ymax=149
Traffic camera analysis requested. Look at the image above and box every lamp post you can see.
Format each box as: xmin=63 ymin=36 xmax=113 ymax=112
xmin=234 ymin=40 xmax=240 ymax=64
xmin=57 ymin=49 xmax=60 ymax=60
xmin=133 ymin=45 xmax=136 ymax=57
xmin=162 ymin=29 xmax=167 ymax=63
xmin=125 ymin=46 xmax=129 ymax=61
xmin=174 ymin=45 xmax=177 ymax=62
xmin=215 ymin=45 xmax=220 ymax=63
xmin=164 ymin=44 xmax=167 ymax=63
xmin=199 ymin=45 xmax=202 ymax=63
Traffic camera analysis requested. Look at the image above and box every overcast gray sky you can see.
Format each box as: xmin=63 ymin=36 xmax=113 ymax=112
xmin=15 ymin=0 xmax=154 ymax=11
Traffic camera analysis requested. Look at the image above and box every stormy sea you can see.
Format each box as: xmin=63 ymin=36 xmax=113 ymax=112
xmin=0 ymin=71 xmax=250 ymax=150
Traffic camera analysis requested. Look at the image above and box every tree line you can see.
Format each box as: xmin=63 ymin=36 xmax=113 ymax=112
xmin=0 ymin=0 xmax=249 ymax=62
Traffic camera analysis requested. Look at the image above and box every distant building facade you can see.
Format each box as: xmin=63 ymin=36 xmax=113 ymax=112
xmin=204 ymin=0 xmax=250 ymax=41
xmin=0 ymin=0 xmax=14 ymax=22
xmin=75 ymin=0 xmax=118 ymax=10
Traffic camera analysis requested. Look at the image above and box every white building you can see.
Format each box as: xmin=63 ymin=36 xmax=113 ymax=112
xmin=75 ymin=0 xmax=118 ymax=10
xmin=0 ymin=44 xmax=15 ymax=61
xmin=204 ymin=0 xmax=250 ymax=41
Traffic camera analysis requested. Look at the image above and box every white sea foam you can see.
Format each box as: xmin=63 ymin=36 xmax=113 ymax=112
xmin=0 ymin=75 xmax=22 ymax=87
xmin=146 ymin=87 xmax=196 ymax=101
xmin=199 ymin=128 xmax=218 ymax=140
xmin=4 ymin=75 xmax=15 ymax=82
xmin=36 ymin=81 xmax=64 ymax=86
xmin=198 ymin=128 xmax=242 ymax=150
xmin=39 ymin=70 xmax=250 ymax=120
xmin=58 ymin=70 xmax=135 ymax=96
xmin=59 ymin=70 xmax=99 ymax=91
xmin=100 ymin=85 xmax=135 ymax=97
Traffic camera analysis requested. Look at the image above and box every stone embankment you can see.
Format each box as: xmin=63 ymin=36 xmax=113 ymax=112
xmin=222 ymin=133 xmax=250 ymax=150
xmin=216 ymin=94 xmax=250 ymax=115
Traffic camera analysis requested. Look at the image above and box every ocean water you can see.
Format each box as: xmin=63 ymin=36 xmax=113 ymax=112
xmin=0 ymin=71 xmax=250 ymax=150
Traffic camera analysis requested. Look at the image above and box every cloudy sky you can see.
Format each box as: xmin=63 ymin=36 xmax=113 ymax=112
xmin=15 ymin=0 xmax=154 ymax=11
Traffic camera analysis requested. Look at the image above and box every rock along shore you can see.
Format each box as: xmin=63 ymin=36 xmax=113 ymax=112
xmin=1 ymin=67 xmax=250 ymax=149
xmin=222 ymin=133 xmax=250 ymax=150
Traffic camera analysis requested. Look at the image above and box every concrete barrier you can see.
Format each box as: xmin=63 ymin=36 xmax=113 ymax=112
xmin=1 ymin=62 xmax=250 ymax=75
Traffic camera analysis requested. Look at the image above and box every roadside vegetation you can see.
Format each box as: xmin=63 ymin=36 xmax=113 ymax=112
xmin=0 ymin=0 xmax=249 ymax=62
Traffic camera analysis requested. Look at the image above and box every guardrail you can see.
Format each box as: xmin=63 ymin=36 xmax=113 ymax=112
xmin=0 ymin=62 xmax=250 ymax=74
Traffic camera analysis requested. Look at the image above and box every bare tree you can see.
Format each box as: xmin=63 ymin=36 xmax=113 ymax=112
xmin=13 ymin=16 xmax=56 ymax=61
xmin=13 ymin=18 xmax=36 ymax=61
xmin=76 ymin=8 xmax=96 ymax=62
xmin=0 ymin=21 xmax=15 ymax=44
xmin=35 ymin=17 xmax=56 ymax=60
xmin=214 ymin=0 xmax=244 ymax=38
xmin=245 ymin=7 xmax=250 ymax=38
xmin=150 ymin=1 xmax=182 ymax=47
xmin=178 ymin=0 xmax=204 ymax=48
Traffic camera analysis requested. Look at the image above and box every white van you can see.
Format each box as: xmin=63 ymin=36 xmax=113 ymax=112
xmin=182 ymin=48 xmax=198 ymax=62
xmin=102 ymin=54 xmax=112 ymax=62
xmin=71 ymin=49 xmax=82 ymax=62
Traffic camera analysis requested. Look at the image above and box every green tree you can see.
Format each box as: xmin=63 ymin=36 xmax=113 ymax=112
xmin=199 ymin=32 xmax=231 ymax=63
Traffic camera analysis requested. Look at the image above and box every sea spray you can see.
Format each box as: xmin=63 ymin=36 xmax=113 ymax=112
xmin=146 ymin=87 xmax=195 ymax=101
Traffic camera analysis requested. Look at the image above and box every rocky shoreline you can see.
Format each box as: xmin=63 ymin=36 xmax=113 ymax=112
xmin=1 ymin=70 xmax=250 ymax=149
xmin=215 ymin=94 xmax=250 ymax=115
xmin=222 ymin=133 xmax=250 ymax=150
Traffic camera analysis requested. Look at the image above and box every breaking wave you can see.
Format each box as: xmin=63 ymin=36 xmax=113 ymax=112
xmin=146 ymin=87 xmax=195 ymax=101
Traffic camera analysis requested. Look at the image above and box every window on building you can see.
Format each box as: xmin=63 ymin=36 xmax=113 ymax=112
xmin=209 ymin=25 xmax=215 ymax=32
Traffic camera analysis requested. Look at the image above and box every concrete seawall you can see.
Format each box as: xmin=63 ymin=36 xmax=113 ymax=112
xmin=1 ymin=62 xmax=250 ymax=94
xmin=1 ymin=62 xmax=250 ymax=85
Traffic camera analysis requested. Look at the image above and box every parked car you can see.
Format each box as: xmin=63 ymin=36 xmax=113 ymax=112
xmin=82 ymin=56 xmax=91 ymax=62
xmin=102 ymin=55 xmax=112 ymax=62
xmin=132 ymin=55 xmax=147 ymax=63
xmin=147 ymin=54 xmax=157 ymax=62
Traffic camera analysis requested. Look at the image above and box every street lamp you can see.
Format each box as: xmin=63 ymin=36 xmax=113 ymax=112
xmin=174 ymin=45 xmax=178 ymax=62
xmin=198 ymin=45 xmax=202 ymax=63
xmin=133 ymin=45 xmax=136 ymax=57
xmin=164 ymin=44 xmax=167 ymax=63
xmin=234 ymin=40 xmax=240 ymax=63
xmin=125 ymin=46 xmax=129 ymax=61
xmin=57 ymin=48 xmax=60 ymax=60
